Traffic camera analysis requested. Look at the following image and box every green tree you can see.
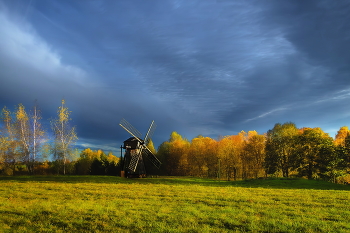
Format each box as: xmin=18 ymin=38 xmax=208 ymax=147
xmin=90 ymin=151 xmax=108 ymax=175
xmin=345 ymin=134 xmax=350 ymax=167
xmin=264 ymin=122 xmax=299 ymax=177
xmin=294 ymin=127 xmax=334 ymax=179
xmin=156 ymin=141 xmax=170 ymax=175
xmin=318 ymin=145 xmax=347 ymax=183
xmin=75 ymin=148 xmax=96 ymax=175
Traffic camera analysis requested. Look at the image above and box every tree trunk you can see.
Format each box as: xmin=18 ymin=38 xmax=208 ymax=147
xmin=63 ymin=156 xmax=66 ymax=175
xmin=13 ymin=159 xmax=16 ymax=176
xmin=307 ymin=162 xmax=313 ymax=179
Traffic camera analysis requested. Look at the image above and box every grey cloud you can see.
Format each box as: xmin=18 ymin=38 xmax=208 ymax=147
xmin=1 ymin=0 xmax=350 ymax=151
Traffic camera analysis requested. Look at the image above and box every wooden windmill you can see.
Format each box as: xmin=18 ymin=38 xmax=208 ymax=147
xmin=119 ymin=119 xmax=161 ymax=178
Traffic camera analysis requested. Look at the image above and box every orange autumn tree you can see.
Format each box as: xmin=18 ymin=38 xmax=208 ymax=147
xmin=217 ymin=132 xmax=245 ymax=180
xmin=334 ymin=126 xmax=350 ymax=147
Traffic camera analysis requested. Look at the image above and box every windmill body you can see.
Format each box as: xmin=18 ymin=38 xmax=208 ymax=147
xmin=122 ymin=137 xmax=146 ymax=177
xmin=119 ymin=119 xmax=161 ymax=178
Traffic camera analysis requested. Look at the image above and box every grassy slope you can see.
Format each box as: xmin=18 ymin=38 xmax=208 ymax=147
xmin=0 ymin=176 xmax=349 ymax=232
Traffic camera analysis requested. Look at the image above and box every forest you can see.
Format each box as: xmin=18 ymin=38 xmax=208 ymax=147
xmin=155 ymin=125 xmax=350 ymax=184
xmin=1 ymin=101 xmax=350 ymax=184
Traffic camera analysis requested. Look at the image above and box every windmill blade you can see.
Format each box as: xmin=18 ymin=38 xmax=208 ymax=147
xmin=128 ymin=150 xmax=142 ymax=172
xmin=119 ymin=118 xmax=142 ymax=140
xmin=141 ymin=146 xmax=161 ymax=169
xmin=144 ymin=120 xmax=156 ymax=145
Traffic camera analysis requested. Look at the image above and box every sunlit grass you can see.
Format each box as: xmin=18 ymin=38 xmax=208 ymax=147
xmin=0 ymin=176 xmax=349 ymax=232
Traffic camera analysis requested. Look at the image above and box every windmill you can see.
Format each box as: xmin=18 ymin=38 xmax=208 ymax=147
xmin=119 ymin=119 xmax=161 ymax=178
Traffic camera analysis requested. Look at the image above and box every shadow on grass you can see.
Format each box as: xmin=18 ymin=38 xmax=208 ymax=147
xmin=0 ymin=175 xmax=349 ymax=191
xmin=231 ymin=178 xmax=350 ymax=191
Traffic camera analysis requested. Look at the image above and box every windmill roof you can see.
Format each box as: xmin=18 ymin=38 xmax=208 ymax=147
xmin=124 ymin=137 xmax=143 ymax=143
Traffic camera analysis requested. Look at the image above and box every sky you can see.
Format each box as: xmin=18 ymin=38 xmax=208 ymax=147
xmin=1 ymin=0 xmax=350 ymax=155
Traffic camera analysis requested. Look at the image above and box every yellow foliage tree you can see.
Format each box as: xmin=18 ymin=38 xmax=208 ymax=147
xmin=1 ymin=106 xmax=19 ymax=174
xmin=242 ymin=132 xmax=266 ymax=179
xmin=188 ymin=136 xmax=217 ymax=177
xmin=217 ymin=132 xmax=245 ymax=180
xmin=107 ymin=152 xmax=120 ymax=164
xmin=334 ymin=126 xmax=350 ymax=147
xmin=164 ymin=132 xmax=190 ymax=175
xmin=51 ymin=100 xmax=78 ymax=175
xmin=146 ymin=139 xmax=157 ymax=155
xmin=15 ymin=104 xmax=31 ymax=170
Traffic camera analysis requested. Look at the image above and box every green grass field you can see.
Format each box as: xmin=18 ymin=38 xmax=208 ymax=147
xmin=0 ymin=176 xmax=349 ymax=232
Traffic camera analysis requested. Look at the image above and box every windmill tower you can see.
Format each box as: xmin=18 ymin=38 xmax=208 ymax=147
xmin=119 ymin=119 xmax=161 ymax=178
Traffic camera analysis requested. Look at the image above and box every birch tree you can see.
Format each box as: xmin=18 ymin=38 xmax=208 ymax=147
xmin=13 ymin=103 xmax=46 ymax=174
xmin=15 ymin=104 xmax=31 ymax=171
xmin=30 ymin=102 xmax=46 ymax=173
xmin=51 ymin=100 xmax=78 ymax=175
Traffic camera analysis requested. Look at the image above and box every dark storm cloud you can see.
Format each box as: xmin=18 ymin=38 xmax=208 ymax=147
xmin=1 ymin=0 xmax=350 ymax=153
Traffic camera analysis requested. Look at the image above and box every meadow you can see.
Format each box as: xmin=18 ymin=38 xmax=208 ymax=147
xmin=0 ymin=176 xmax=349 ymax=232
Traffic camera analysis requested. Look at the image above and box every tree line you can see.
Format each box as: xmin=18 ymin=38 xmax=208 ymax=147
xmin=155 ymin=123 xmax=350 ymax=183
xmin=1 ymin=101 xmax=349 ymax=183
xmin=0 ymin=100 xmax=121 ymax=176
xmin=0 ymin=100 xmax=74 ymax=175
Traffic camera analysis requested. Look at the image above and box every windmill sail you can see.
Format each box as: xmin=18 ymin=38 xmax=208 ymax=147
xmin=144 ymin=121 xmax=156 ymax=145
xmin=142 ymin=146 xmax=161 ymax=169
xmin=119 ymin=119 xmax=142 ymax=140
